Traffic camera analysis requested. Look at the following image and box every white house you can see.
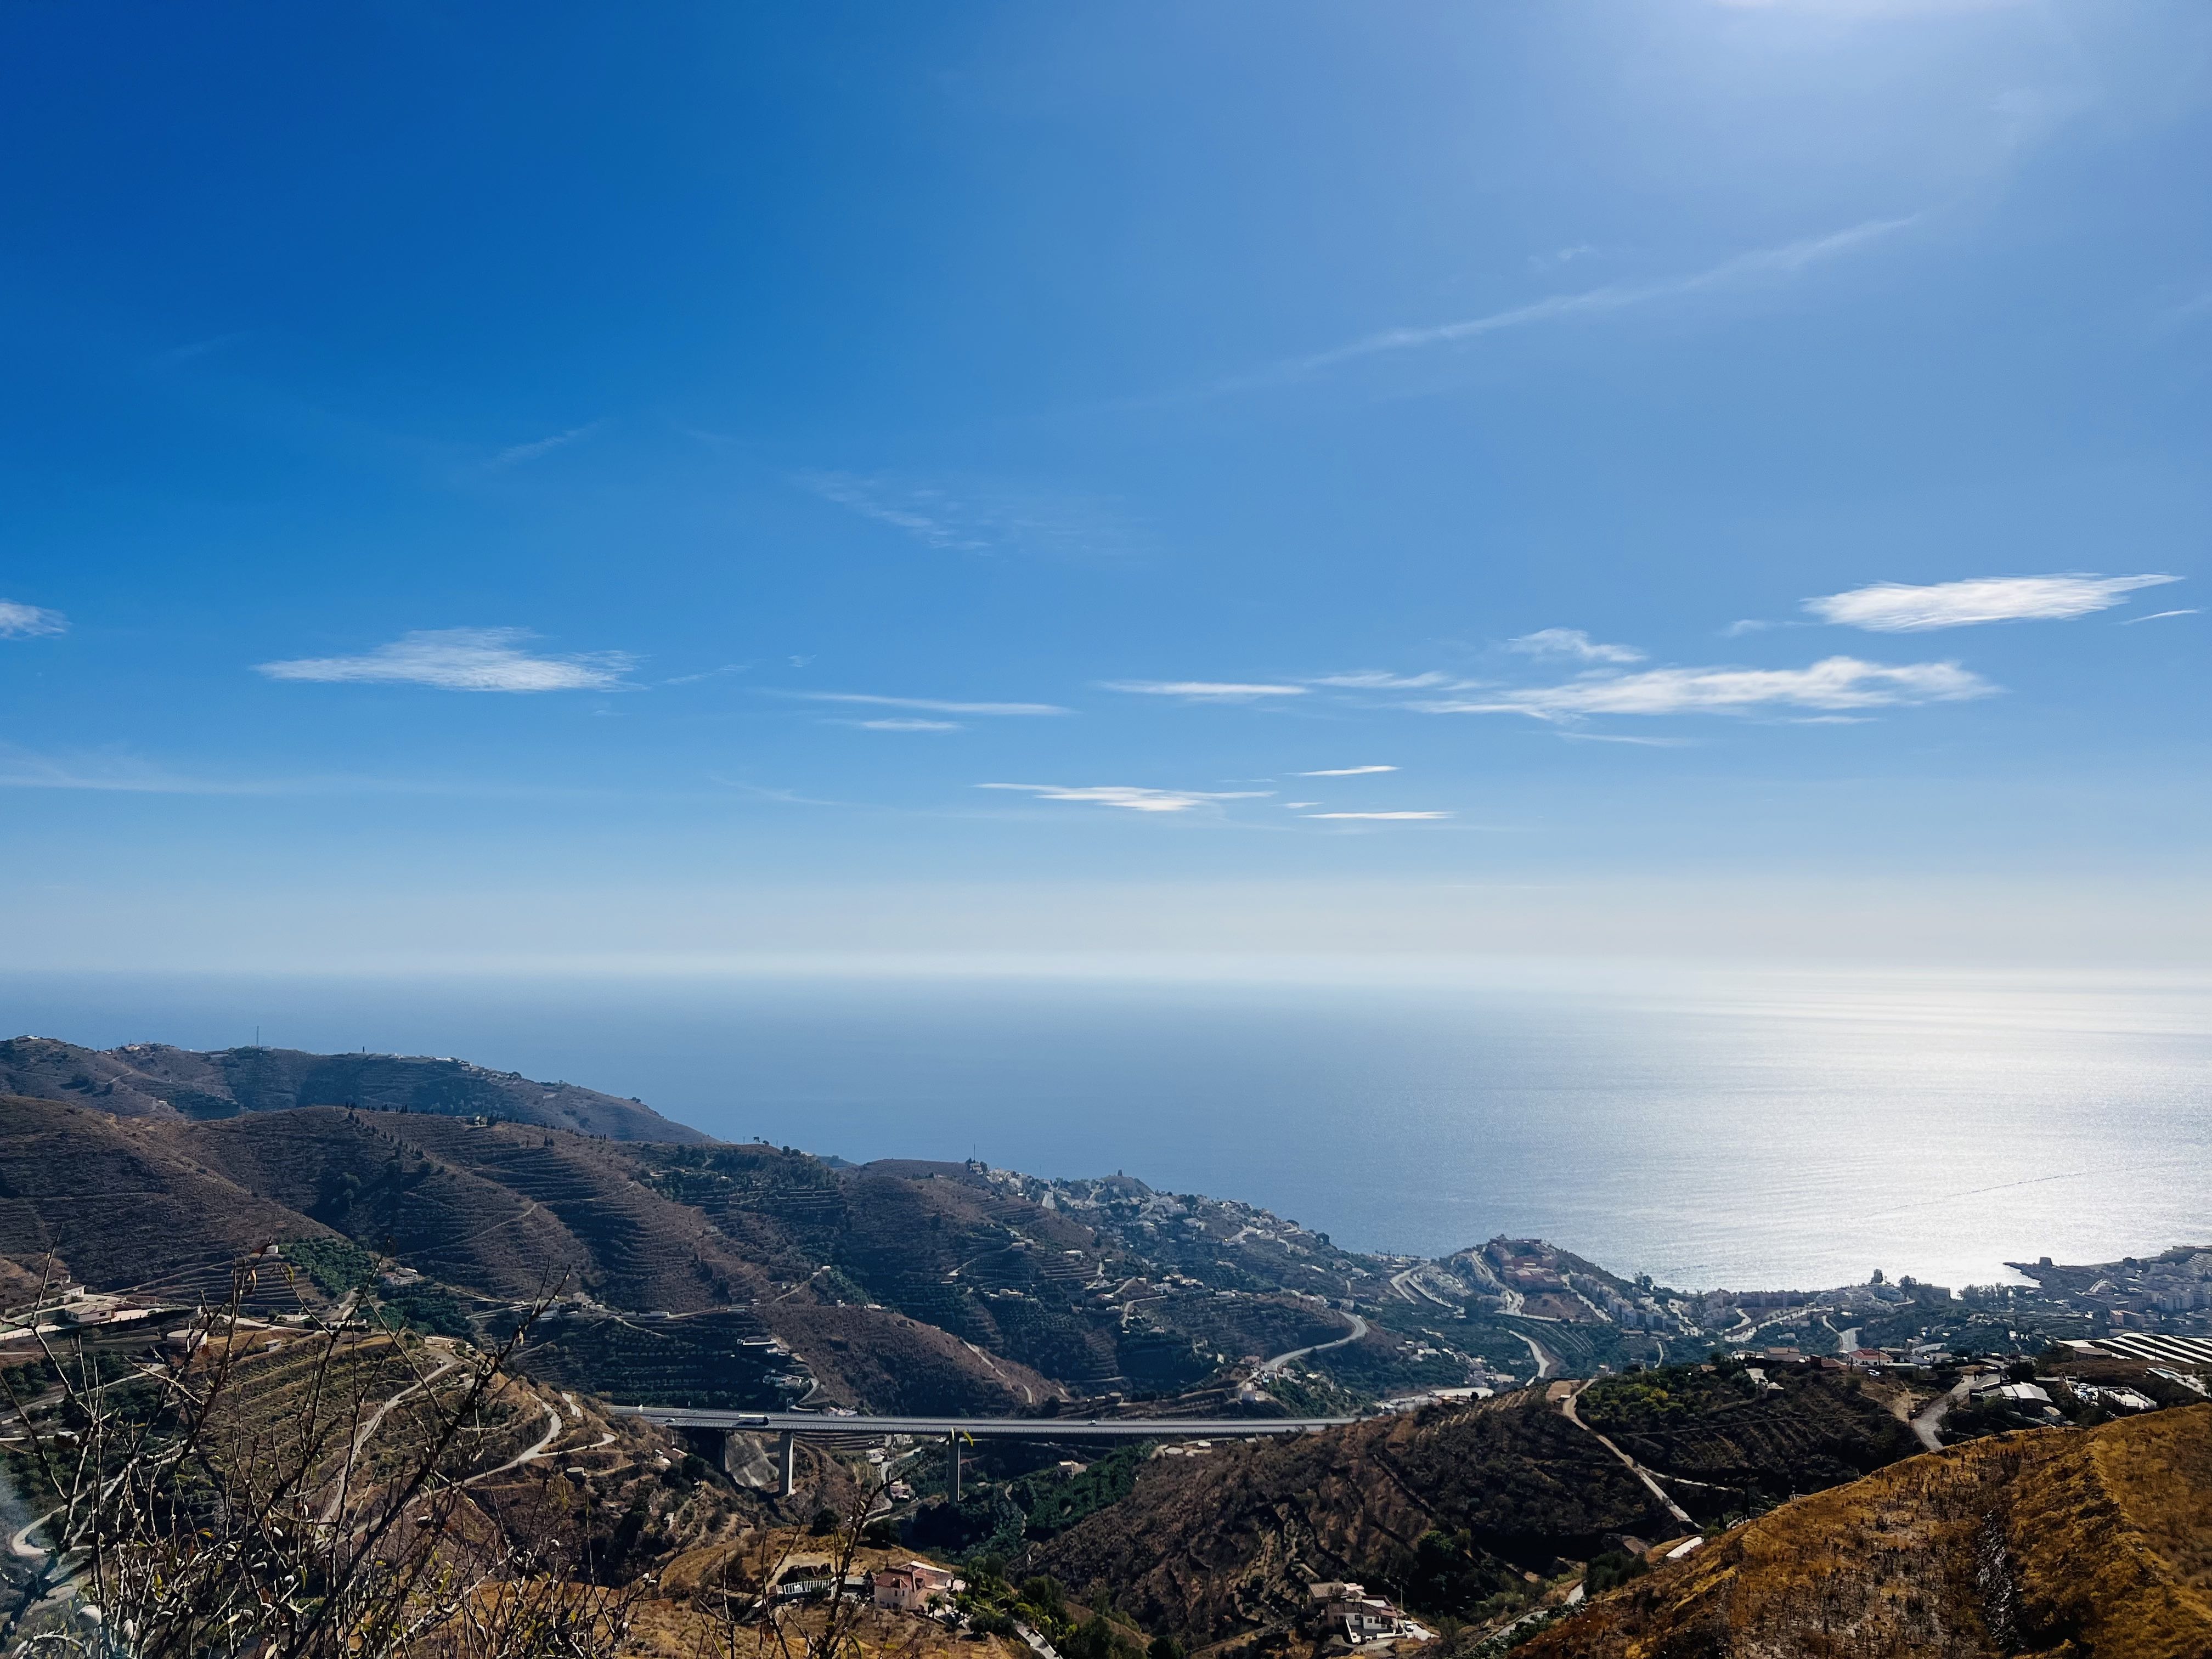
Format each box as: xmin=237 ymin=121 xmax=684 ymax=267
xmin=872 ymin=1560 xmax=963 ymax=1612
xmin=1314 ymin=1583 xmax=1409 ymax=1641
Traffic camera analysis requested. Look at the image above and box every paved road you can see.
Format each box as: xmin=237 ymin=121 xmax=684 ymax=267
xmin=9 ymin=1509 xmax=58 ymax=1563
xmin=1257 ymin=1313 xmax=1369 ymax=1377
xmin=1910 ymin=1378 xmax=1972 ymax=1452
xmin=1509 ymin=1329 xmax=1558 ymax=1381
xmin=616 ymin=1408 xmax=1355 ymax=1440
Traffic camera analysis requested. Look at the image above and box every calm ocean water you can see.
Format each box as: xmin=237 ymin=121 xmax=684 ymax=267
xmin=4 ymin=965 xmax=2207 ymax=1293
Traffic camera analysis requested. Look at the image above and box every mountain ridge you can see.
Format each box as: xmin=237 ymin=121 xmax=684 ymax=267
xmin=0 ymin=1036 xmax=707 ymax=1143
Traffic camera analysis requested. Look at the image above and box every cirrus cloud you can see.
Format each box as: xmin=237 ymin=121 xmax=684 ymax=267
xmin=1506 ymin=628 xmax=1644 ymax=664
xmin=0 ymin=600 xmax=67 ymax=639
xmin=788 ymin=692 xmax=1069 ymax=716
xmin=1804 ymin=573 xmax=2179 ymax=631
xmin=1305 ymin=810 xmax=1451 ymax=820
xmin=1308 ymin=670 xmax=1464 ymax=690
xmin=1411 ymin=656 xmax=1992 ymax=720
xmin=256 ymin=628 xmax=633 ymax=692
xmin=1289 ymin=217 xmax=1921 ymax=379
xmin=978 ymin=782 xmax=1272 ymax=814
xmin=1103 ymin=680 xmax=1308 ymax=701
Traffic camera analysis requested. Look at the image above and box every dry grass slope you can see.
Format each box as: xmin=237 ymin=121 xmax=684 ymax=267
xmin=1519 ymin=1403 xmax=2212 ymax=1659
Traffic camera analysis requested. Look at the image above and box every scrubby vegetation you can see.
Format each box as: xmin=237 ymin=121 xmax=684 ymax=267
xmin=1031 ymin=1396 xmax=1669 ymax=1646
xmin=1577 ymin=1357 xmax=1919 ymax=1508
xmin=1517 ymin=1404 xmax=2212 ymax=1658
xmin=0 ymin=1274 xmax=650 ymax=1656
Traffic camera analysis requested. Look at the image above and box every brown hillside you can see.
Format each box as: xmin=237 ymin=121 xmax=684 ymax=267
xmin=0 ymin=1096 xmax=334 ymax=1296
xmin=759 ymin=1302 xmax=1066 ymax=1413
xmin=0 ymin=1103 xmax=1101 ymax=1414
xmin=1036 ymin=1396 xmax=1672 ymax=1645
xmin=1575 ymin=1361 xmax=1921 ymax=1505
xmin=0 ymin=1036 xmax=706 ymax=1142
xmin=178 ymin=1109 xmax=771 ymax=1310
xmin=1520 ymin=1403 xmax=2212 ymax=1659
xmin=633 ymin=1146 xmax=1274 ymax=1393
xmin=0 ymin=1101 xmax=772 ymax=1313
xmin=0 ymin=1096 xmax=1453 ymax=1417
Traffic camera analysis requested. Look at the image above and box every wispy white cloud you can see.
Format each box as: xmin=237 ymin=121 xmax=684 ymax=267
xmin=663 ymin=663 xmax=750 ymax=686
xmin=799 ymin=472 xmax=1136 ymax=561
xmin=1412 ymin=656 xmax=1993 ymax=720
xmin=0 ymin=600 xmax=67 ymax=639
xmin=487 ymin=422 xmax=603 ymax=468
xmin=0 ymin=746 xmax=614 ymax=799
xmin=1283 ymin=800 xmax=1321 ymax=809
xmin=788 ymin=692 xmax=1069 ymax=716
xmin=1297 ymin=764 xmax=1397 ymax=776
xmin=1104 ymin=680 xmax=1308 ymax=701
xmin=257 ymin=628 xmax=633 ymax=692
xmin=845 ymin=718 xmax=961 ymax=732
xmin=1305 ymin=810 xmax=1451 ymax=821
xmin=1308 ymin=670 xmax=1464 ymax=690
xmin=2122 ymin=608 xmax=2198 ymax=625
xmin=979 ymin=783 xmax=1272 ymax=815
xmin=803 ymin=472 xmax=985 ymax=551
xmin=1288 ymin=216 xmax=1920 ymax=377
xmin=1507 ymin=628 xmax=1645 ymax=664
xmin=1805 ymin=573 xmax=2180 ymax=631
xmin=0 ymin=747 xmax=269 ymax=794
xmin=1529 ymin=243 xmax=1595 ymax=272
xmin=712 ymin=780 xmax=844 ymax=807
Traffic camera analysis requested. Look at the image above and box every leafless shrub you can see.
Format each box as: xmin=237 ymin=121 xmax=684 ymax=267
xmin=684 ymin=1486 xmax=929 ymax=1659
xmin=0 ymin=1258 xmax=643 ymax=1658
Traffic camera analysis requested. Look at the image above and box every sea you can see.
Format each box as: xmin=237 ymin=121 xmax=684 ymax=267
xmin=4 ymin=962 xmax=2207 ymax=1295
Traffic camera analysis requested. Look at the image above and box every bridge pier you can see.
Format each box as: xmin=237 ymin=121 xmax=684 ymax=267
xmin=779 ymin=1431 xmax=797 ymax=1498
xmin=947 ymin=1431 xmax=961 ymax=1502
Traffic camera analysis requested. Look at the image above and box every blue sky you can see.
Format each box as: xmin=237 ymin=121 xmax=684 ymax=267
xmin=3 ymin=0 xmax=2208 ymax=972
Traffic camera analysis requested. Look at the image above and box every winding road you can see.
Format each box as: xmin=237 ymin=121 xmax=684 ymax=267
xmin=1556 ymin=1381 xmax=1695 ymax=1527
xmin=9 ymin=1509 xmax=59 ymax=1564
xmin=1910 ymin=1378 xmax=1972 ymax=1452
xmin=465 ymin=1403 xmax=565 ymax=1485
xmin=321 ymin=1356 xmax=461 ymax=1522
xmin=1510 ymin=1328 xmax=1558 ymax=1381
xmin=1257 ymin=1312 xmax=1369 ymax=1377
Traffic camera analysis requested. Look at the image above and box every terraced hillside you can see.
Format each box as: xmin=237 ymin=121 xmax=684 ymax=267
xmin=1025 ymin=1358 xmax=1936 ymax=1649
xmin=184 ymin=1109 xmax=774 ymax=1310
xmin=1034 ymin=1395 xmax=1674 ymax=1645
xmin=1520 ymin=1403 xmax=2212 ymax=1659
xmin=630 ymin=1148 xmax=1351 ymax=1397
xmin=0 ymin=1042 xmax=1694 ymax=1412
xmin=1575 ymin=1357 xmax=1920 ymax=1511
xmin=0 ymin=1101 xmax=1356 ymax=1413
xmin=0 ymin=1036 xmax=703 ymax=1141
xmin=0 ymin=1096 xmax=338 ymax=1299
